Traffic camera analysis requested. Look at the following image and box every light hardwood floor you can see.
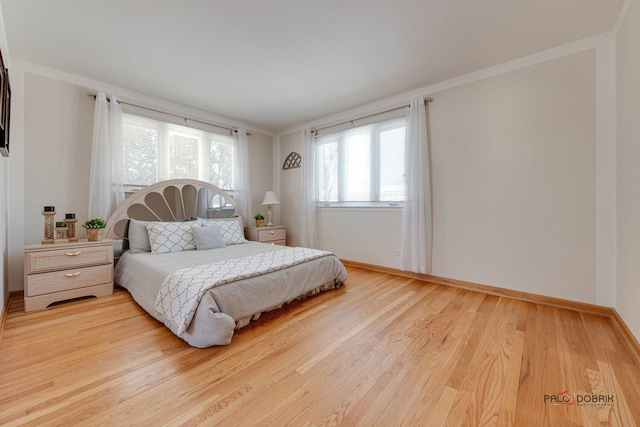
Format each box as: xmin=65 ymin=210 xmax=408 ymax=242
xmin=1 ymin=266 xmax=639 ymax=426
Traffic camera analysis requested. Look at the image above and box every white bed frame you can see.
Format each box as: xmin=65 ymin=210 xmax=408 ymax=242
xmin=105 ymin=179 xmax=246 ymax=243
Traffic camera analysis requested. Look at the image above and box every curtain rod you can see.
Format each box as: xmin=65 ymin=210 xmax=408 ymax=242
xmin=313 ymin=97 xmax=433 ymax=134
xmin=87 ymin=92 xmax=251 ymax=136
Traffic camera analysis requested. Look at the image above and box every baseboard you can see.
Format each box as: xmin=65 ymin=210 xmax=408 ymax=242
xmin=0 ymin=294 xmax=6 ymax=345
xmin=610 ymin=309 xmax=640 ymax=366
xmin=341 ymin=259 xmax=612 ymax=316
xmin=0 ymin=291 xmax=23 ymax=345
xmin=341 ymin=259 xmax=640 ymax=364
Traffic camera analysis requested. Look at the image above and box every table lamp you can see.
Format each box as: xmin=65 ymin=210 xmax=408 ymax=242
xmin=262 ymin=191 xmax=280 ymax=226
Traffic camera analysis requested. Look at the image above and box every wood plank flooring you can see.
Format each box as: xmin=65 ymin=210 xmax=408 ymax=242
xmin=1 ymin=266 xmax=639 ymax=426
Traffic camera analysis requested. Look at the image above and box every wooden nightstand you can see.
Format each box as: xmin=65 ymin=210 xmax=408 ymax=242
xmin=245 ymin=225 xmax=286 ymax=246
xmin=24 ymin=239 xmax=114 ymax=312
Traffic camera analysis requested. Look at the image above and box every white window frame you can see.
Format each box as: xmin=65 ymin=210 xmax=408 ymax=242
xmin=122 ymin=113 xmax=234 ymax=192
xmin=315 ymin=117 xmax=406 ymax=209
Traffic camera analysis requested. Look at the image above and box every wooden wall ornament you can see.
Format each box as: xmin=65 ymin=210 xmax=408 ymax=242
xmin=283 ymin=152 xmax=301 ymax=170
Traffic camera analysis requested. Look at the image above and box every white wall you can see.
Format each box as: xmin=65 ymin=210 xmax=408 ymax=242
xmin=429 ymin=51 xmax=596 ymax=302
xmin=317 ymin=208 xmax=403 ymax=266
xmin=9 ymin=68 xmax=273 ymax=292
xmin=279 ymin=132 xmax=302 ymax=246
xmin=281 ymin=48 xmax=601 ymax=304
xmin=23 ymin=74 xmax=94 ymax=245
xmin=616 ymin=0 xmax=640 ymax=339
xmin=246 ymin=131 xmax=275 ymax=225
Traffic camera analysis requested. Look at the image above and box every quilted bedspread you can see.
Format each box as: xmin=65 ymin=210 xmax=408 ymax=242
xmin=154 ymin=247 xmax=335 ymax=336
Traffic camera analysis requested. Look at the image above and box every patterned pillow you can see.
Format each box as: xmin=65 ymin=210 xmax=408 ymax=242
xmin=197 ymin=217 xmax=247 ymax=245
xmin=146 ymin=221 xmax=197 ymax=254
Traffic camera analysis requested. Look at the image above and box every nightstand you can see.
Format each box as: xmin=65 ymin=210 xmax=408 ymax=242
xmin=24 ymin=239 xmax=114 ymax=312
xmin=245 ymin=225 xmax=286 ymax=245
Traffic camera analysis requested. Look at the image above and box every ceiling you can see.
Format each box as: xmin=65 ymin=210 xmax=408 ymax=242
xmin=1 ymin=0 xmax=624 ymax=132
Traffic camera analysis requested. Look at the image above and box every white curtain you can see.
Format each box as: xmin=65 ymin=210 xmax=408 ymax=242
xmin=401 ymin=97 xmax=432 ymax=274
xmin=109 ymin=96 xmax=124 ymax=208
xmin=88 ymin=92 xmax=124 ymax=220
xmin=300 ymin=129 xmax=318 ymax=248
xmin=233 ymin=128 xmax=252 ymax=225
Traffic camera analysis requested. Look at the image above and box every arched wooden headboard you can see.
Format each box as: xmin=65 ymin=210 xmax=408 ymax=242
xmin=105 ymin=179 xmax=246 ymax=241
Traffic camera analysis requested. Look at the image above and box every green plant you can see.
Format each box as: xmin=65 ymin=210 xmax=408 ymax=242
xmin=82 ymin=218 xmax=107 ymax=229
xmin=254 ymin=213 xmax=265 ymax=220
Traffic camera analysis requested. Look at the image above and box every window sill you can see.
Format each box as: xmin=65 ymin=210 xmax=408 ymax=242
xmin=316 ymin=201 xmax=404 ymax=211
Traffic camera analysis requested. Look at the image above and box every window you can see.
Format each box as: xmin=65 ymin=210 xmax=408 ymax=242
xmin=316 ymin=116 xmax=406 ymax=206
xmin=122 ymin=114 xmax=234 ymax=191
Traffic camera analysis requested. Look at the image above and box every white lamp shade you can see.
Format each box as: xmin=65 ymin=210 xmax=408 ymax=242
xmin=262 ymin=191 xmax=280 ymax=205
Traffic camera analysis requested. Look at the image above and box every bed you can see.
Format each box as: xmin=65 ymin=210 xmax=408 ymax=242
xmin=107 ymin=179 xmax=347 ymax=348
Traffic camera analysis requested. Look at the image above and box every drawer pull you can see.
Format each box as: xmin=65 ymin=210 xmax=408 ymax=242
xmin=270 ymin=231 xmax=275 ymax=234
xmin=65 ymin=272 xmax=82 ymax=278
xmin=65 ymin=251 xmax=82 ymax=256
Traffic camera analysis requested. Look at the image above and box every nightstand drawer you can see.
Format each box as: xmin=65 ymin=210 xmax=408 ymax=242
xmin=26 ymin=245 xmax=113 ymax=274
xmin=257 ymin=228 xmax=286 ymax=243
xmin=26 ymin=264 xmax=113 ymax=297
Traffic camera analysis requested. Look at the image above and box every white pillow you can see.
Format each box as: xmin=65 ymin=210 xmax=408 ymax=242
xmin=197 ymin=217 xmax=247 ymax=245
xmin=146 ymin=221 xmax=197 ymax=254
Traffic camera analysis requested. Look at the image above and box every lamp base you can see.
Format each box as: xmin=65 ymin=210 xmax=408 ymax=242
xmin=266 ymin=204 xmax=274 ymax=226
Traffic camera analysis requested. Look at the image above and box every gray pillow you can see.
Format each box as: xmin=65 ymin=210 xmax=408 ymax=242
xmin=197 ymin=217 xmax=247 ymax=245
xmin=128 ymin=219 xmax=151 ymax=253
xmin=192 ymin=225 xmax=227 ymax=250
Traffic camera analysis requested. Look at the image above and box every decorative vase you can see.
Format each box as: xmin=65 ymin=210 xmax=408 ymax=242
xmin=255 ymin=219 xmax=265 ymax=227
xmin=66 ymin=218 xmax=78 ymax=242
xmin=86 ymin=228 xmax=104 ymax=241
xmin=42 ymin=210 xmax=56 ymax=244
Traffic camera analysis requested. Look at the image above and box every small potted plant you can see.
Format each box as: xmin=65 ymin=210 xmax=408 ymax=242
xmin=254 ymin=213 xmax=265 ymax=227
xmin=82 ymin=217 xmax=107 ymax=241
